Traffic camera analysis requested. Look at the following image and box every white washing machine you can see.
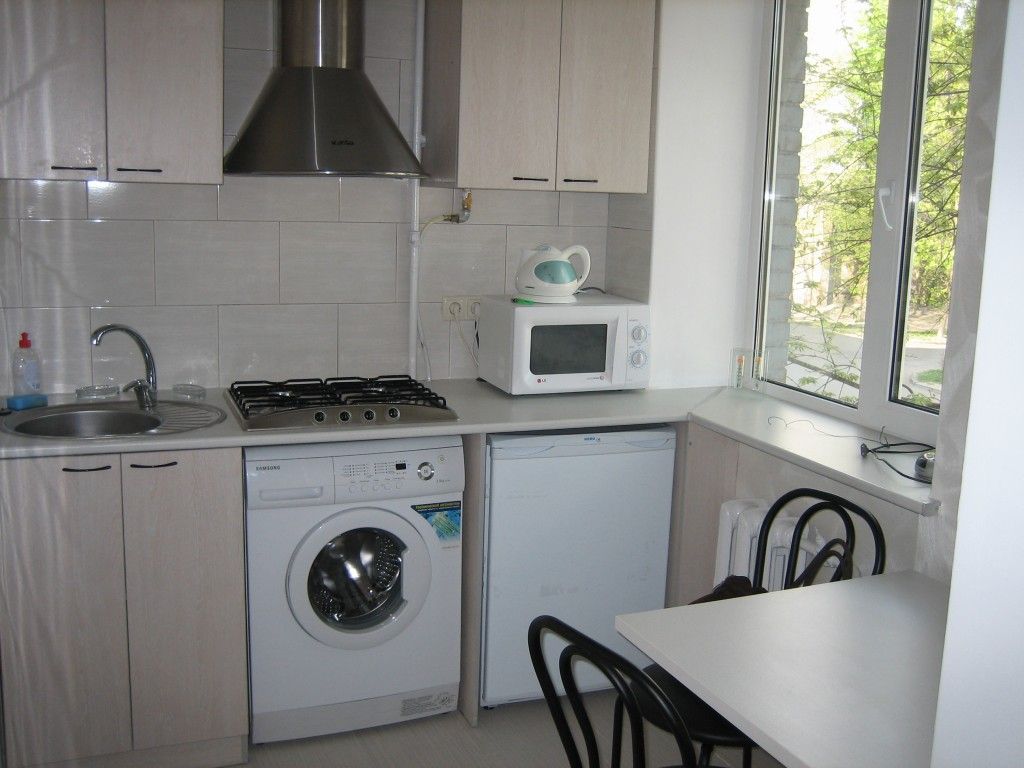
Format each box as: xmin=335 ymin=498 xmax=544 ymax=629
xmin=245 ymin=435 xmax=464 ymax=743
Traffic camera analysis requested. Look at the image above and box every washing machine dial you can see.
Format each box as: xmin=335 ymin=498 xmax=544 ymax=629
xmin=417 ymin=461 xmax=435 ymax=480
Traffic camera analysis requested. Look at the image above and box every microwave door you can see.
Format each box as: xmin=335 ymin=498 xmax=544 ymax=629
xmin=529 ymin=323 xmax=609 ymax=376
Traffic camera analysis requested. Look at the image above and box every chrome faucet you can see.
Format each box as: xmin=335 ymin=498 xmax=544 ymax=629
xmin=91 ymin=324 xmax=158 ymax=410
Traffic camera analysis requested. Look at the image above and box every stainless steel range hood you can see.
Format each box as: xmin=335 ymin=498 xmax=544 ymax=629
xmin=224 ymin=0 xmax=425 ymax=177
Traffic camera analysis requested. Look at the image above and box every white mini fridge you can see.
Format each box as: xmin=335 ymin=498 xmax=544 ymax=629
xmin=480 ymin=426 xmax=676 ymax=706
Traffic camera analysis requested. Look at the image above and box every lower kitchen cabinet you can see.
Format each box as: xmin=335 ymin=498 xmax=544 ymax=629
xmin=0 ymin=448 xmax=246 ymax=768
xmin=0 ymin=455 xmax=132 ymax=767
xmin=121 ymin=449 xmax=247 ymax=751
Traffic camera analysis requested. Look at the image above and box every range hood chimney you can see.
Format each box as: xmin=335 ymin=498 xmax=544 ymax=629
xmin=224 ymin=0 xmax=425 ymax=177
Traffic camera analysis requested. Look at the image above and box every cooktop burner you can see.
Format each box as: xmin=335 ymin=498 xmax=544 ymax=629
xmin=227 ymin=375 xmax=457 ymax=431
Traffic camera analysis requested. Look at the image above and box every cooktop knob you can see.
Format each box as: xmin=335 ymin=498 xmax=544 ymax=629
xmin=417 ymin=462 xmax=435 ymax=480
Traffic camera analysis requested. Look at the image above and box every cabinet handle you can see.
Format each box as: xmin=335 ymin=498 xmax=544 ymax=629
xmin=62 ymin=465 xmax=112 ymax=473
xmin=50 ymin=164 xmax=98 ymax=171
xmin=115 ymin=167 xmax=163 ymax=173
xmin=513 ymin=176 xmax=550 ymax=182
xmin=129 ymin=461 xmax=178 ymax=469
xmin=563 ymin=178 xmax=599 ymax=183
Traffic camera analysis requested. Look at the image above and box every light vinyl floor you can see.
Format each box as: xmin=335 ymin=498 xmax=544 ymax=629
xmin=246 ymin=694 xmax=784 ymax=768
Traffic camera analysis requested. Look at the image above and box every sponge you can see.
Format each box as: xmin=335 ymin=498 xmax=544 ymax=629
xmin=6 ymin=393 xmax=48 ymax=411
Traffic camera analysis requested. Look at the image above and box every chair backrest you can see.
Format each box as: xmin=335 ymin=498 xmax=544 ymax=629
xmin=528 ymin=615 xmax=698 ymax=768
xmin=751 ymin=488 xmax=886 ymax=590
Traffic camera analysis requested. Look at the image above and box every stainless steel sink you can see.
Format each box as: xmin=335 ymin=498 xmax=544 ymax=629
xmin=2 ymin=400 xmax=226 ymax=439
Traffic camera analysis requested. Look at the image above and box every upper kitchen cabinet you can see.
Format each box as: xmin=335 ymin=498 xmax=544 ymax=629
xmin=423 ymin=0 xmax=655 ymax=193
xmin=0 ymin=0 xmax=223 ymax=184
xmin=556 ymin=0 xmax=656 ymax=193
xmin=0 ymin=0 xmax=108 ymax=180
xmin=105 ymin=0 xmax=223 ymax=184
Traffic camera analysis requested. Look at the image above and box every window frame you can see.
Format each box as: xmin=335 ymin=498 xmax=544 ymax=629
xmin=751 ymin=0 xmax=947 ymax=444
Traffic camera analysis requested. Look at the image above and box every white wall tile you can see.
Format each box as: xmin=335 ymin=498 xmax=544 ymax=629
xmin=409 ymin=224 xmax=507 ymax=303
xmin=88 ymin=182 xmax=218 ymax=221
xmin=90 ymin=306 xmax=219 ymax=390
xmin=364 ymin=57 xmax=401 ymax=125
xmin=219 ymin=304 xmax=339 ymax=384
xmin=465 ymin=190 xmax=559 ymax=226
xmin=0 ymin=180 xmax=86 ymax=220
xmin=608 ymin=191 xmax=653 ymax=231
xmin=399 ymin=58 xmax=414 ymax=144
xmin=223 ymin=47 xmax=275 ymax=136
xmin=419 ymin=187 xmax=456 ymax=223
xmin=606 ymin=226 xmax=652 ymax=303
xmin=364 ymin=0 xmax=416 ymax=60
xmin=21 ymin=220 xmax=155 ymax=307
xmin=1 ymin=221 xmax=22 ymax=308
xmin=504 ymin=226 xmax=607 ymax=294
xmin=339 ymin=178 xmax=407 ymax=222
xmin=3 ymin=307 xmax=93 ymax=394
xmin=155 ymin=221 xmax=279 ymax=305
xmin=280 ymin=222 xmax=397 ymax=303
xmin=338 ymin=303 xmax=409 ymax=376
xmin=559 ymin=193 xmax=609 ymax=227
xmin=415 ymin=302 xmax=449 ymax=380
xmin=449 ymin=319 xmax=479 ymax=378
xmin=218 ymin=176 xmax=340 ymax=222
xmin=0 ymin=323 xmax=9 ymax=395
xmin=224 ymin=0 xmax=275 ymax=50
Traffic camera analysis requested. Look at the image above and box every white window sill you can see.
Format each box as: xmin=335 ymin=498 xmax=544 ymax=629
xmin=690 ymin=388 xmax=937 ymax=516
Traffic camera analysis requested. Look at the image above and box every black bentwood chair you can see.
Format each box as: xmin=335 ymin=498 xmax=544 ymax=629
xmin=529 ymin=614 xmax=700 ymax=768
xmin=641 ymin=488 xmax=888 ymax=768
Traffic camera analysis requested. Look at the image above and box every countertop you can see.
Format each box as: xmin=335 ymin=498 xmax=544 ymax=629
xmin=690 ymin=388 xmax=936 ymax=515
xmin=0 ymin=382 xmax=937 ymax=515
xmin=0 ymin=380 xmax=720 ymax=459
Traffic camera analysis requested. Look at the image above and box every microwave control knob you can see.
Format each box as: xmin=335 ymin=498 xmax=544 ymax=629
xmin=630 ymin=350 xmax=648 ymax=368
xmin=417 ymin=462 xmax=435 ymax=481
xmin=631 ymin=325 xmax=648 ymax=343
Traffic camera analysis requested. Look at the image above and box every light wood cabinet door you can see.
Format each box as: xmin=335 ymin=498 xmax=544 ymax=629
xmin=105 ymin=0 xmax=223 ymax=184
xmin=0 ymin=455 xmax=131 ymax=768
xmin=0 ymin=0 xmax=107 ymax=181
xmin=456 ymin=0 xmax=562 ymax=190
xmin=556 ymin=0 xmax=655 ymax=193
xmin=121 ymin=448 xmax=247 ymax=750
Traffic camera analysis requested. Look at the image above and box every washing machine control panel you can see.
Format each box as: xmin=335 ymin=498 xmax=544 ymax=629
xmin=245 ymin=439 xmax=465 ymax=508
xmin=333 ymin=446 xmax=463 ymax=501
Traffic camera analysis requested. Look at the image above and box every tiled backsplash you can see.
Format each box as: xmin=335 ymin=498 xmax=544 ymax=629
xmin=0 ymin=179 xmax=608 ymax=395
xmin=0 ymin=0 xmax=616 ymax=395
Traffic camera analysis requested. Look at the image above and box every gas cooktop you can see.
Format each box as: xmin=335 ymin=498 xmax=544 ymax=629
xmin=226 ymin=375 xmax=458 ymax=431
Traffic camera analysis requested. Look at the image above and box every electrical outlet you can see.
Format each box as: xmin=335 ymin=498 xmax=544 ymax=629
xmin=442 ymin=296 xmax=483 ymax=321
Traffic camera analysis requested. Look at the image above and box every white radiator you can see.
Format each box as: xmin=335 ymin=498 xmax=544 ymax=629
xmin=714 ymin=499 xmax=832 ymax=591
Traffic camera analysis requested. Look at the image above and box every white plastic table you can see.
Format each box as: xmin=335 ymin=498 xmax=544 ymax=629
xmin=616 ymin=571 xmax=949 ymax=768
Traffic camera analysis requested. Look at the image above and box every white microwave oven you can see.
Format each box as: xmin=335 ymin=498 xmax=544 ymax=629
xmin=476 ymin=294 xmax=651 ymax=394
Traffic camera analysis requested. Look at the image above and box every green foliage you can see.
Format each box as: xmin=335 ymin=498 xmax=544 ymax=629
xmin=780 ymin=0 xmax=973 ymax=406
xmin=797 ymin=0 xmax=974 ymax=312
xmin=917 ymin=368 xmax=944 ymax=384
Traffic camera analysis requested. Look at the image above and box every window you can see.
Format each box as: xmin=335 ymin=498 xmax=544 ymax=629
xmin=756 ymin=0 xmax=977 ymax=439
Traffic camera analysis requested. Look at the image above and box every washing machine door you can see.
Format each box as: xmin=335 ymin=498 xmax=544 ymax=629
xmin=287 ymin=506 xmax=432 ymax=650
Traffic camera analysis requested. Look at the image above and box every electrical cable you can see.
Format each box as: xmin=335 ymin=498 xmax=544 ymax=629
xmin=767 ymin=416 xmax=885 ymax=445
xmin=766 ymin=416 xmax=935 ymax=484
xmin=859 ymin=439 xmax=935 ymax=484
xmin=454 ymin=317 xmax=478 ymax=367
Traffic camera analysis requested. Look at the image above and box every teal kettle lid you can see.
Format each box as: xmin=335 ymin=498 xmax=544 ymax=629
xmin=534 ymin=260 xmax=578 ymax=285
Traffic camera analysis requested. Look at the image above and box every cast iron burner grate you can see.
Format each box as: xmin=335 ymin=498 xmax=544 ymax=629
xmin=227 ymin=375 xmax=456 ymax=430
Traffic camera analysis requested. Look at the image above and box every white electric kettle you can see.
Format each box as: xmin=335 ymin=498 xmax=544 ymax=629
xmin=514 ymin=244 xmax=591 ymax=303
